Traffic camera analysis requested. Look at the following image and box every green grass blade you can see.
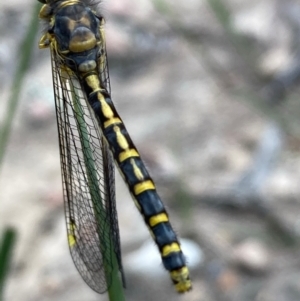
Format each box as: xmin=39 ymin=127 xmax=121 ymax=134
xmin=0 ymin=2 xmax=42 ymax=167
xmin=71 ymin=87 xmax=125 ymax=301
xmin=0 ymin=228 xmax=17 ymax=301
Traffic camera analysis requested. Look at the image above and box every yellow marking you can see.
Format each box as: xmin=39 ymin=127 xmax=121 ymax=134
xmin=57 ymin=0 xmax=80 ymax=10
xmin=119 ymin=149 xmax=139 ymax=162
xmin=99 ymin=18 xmax=106 ymax=48
xmin=85 ymin=74 xmax=100 ymax=91
xmin=39 ymin=4 xmax=52 ymax=19
xmin=67 ymin=19 xmax=76 ymax=32
xmin=39 ymin=33 xmax=51 ymax=49
xmin=68 ymin=234 xmax=76 ymax=247
xmin=69 ymin=30 xmax=96 ymax=52
xmin=171 ymin=267 xmax=192 ymax=293
xmin=149 ymin=213 xmax=169 ymax=227
xmin=50 ymin=39 xmax=59 ymax=57
xmin=68 ymin=222 xmax=77 ymax=248
xmin=175 ymin=280 xmax=192 ymax=293
xmin=104 ymin=117 xmax=122 ymax=128
xmin=60 ymin=49 xmax=70 ymax=55
xmin=84 ymin=76 xmax=117 ymax=124
xmin=134 ymin=180 xmax=155 ymax=195
xmin=162 ymin=242 xmax=181 ymax=257
xmin=171 ymin=266 xmax=189 ymax=281
xmin=67 ymin=16 xmax=91 ymax=33
xmin=114 ymin=126 xmax=129 ymax=150
xmin=39 ymin=0 xmax=80 ymax=19
xmin=99 ymin=54 xmax=105 ymax=68
xmin=98 ymin=53 xmax=106 ymax=84
xmin=98 ymin=92 xmax=115 ymax=119
xmin=130 ymin=158 xmax=144 ymax=181
xmin=80 ymin=15 xmax=92 ymax=28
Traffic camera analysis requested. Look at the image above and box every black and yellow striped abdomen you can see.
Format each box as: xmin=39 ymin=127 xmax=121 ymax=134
xmin=38 ymin=0 xmax=192 ymax=293
xmin=82 ymin=73 xmax=192 ymax=292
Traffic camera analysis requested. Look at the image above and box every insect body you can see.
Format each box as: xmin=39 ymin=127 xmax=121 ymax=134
xmin=38 ymin=0 xmax=192 ymax=293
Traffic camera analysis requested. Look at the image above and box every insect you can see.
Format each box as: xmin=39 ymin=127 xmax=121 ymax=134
xmin=37 ymin=0 xmax=192 ymax=294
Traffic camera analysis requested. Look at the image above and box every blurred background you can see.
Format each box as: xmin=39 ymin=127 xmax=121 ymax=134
xmin=2 ymin=0 xmax=300 ymax=300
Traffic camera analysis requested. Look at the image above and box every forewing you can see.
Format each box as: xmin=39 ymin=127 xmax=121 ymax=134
xmin=50 ymin=48 xmax=121 ymax=293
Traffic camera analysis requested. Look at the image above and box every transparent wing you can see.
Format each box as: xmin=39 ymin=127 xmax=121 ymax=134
xmin=50 ymin=46 xmax=123 ymax=293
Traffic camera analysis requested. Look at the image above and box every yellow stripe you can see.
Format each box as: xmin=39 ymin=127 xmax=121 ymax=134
xmin=104 ymin=117 xmax=122 ymax=128
xmin=131 ymin=159 xmax=144 ymax=181
xmin=57 ymin=0 xmax=80 ymax=10
xmin=162 ymin=242 xmax=181 ymax=257
xmin=85 ymin=74 xmax=101 ymax=92
xmin=98 ymin=92 xmax=115 ymax=119
xmin=119 ymin=149 xmax=139 ymax=162
xmin=172 ymin=266 xmax=192 ymax=293
xmin=114 ymin=126 xmax=129 ymax=150
xmin=133 ymin=180 xmax=155 ymax=195
xmin=171 ymin=266 xmax=189 ymax=281
xmin=149 ymin=212 xmax=169 ymax=227
xmin=174 ymin=280 xmax=192 ymax=293
xmin=39 ymin=4 xmax=53 ymax=19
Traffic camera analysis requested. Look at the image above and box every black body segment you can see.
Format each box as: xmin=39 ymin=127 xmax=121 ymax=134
xmin=38 ymin=0 xmax=192 ymax=293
